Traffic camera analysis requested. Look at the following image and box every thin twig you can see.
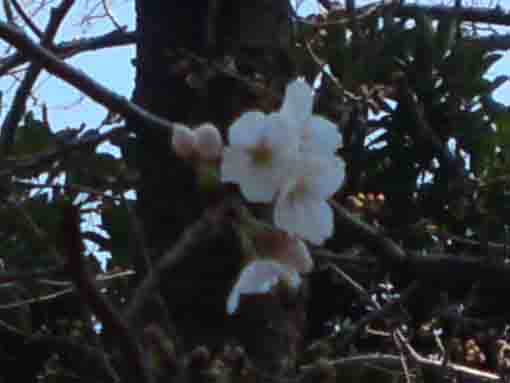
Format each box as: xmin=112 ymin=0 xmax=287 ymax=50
xmin=329 ymin=199 xmax=407 ymax=263
xmin=124 ymin=198 xmax=239 ymax=324
xmin=101 ymin=0 xmax=123 ymax=30
xmin=62 ymin=203 xmax=154 ymax=383
xmin=0 ymin=126 xmax=126 ymax=178
xmin=9 ymin=0 xmax=44 ymax=38
xmin=0 ymin=0 xmax=76 ymax=157
xmin=0 ymin=29 xmax=136 ymax=77
xmin=0 ymin=270 xmax=136 ymax=309
xmin=14 ymin=180 xmax=124 ymax=201
xmin=395 ymin=331 xmax=501 ymax=381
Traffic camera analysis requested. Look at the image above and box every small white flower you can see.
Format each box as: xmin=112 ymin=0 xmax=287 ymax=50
xmin=171 ymin=123 xmax=197 ymax=160
xmin=195 ymin=123 xmax=224 ymax=161
xmin=274 ymin=155 xmax=345 ymax=245
xmin=280 ymin=79 xmax=342 ymax=155
xmin=221 ymin=111 xmax=297 ymax=203
xmin=226 ymin=259 xmax=301 ymax=315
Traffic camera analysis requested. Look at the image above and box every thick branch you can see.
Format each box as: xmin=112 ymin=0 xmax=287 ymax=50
xmin=0 ymin=22 xmax=173 ymax=133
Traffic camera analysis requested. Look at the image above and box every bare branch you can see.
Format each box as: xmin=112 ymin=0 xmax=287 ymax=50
xmin=124 ymin=198 xmax=240 ymax=324
xmin=9 ymin=0 xmax=44 ymax=38
xmin=0 ymin=126 xmax=126 ymax=178
xmin=329 ymin=199 xmax=407 ymax=263
xmin=0 ymin=29 xmax=136 ymax=77
xmin=62 ymin=203 xmax=154 ymax=383
xmin=396 ymin=4 xmax=510 ymax=27
xmin=0 ymin=0 xmax=76 ymax=157
xmin=0 ymin=22 xmax=174 ymax=133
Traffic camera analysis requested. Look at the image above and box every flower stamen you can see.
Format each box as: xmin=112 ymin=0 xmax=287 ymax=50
xmin=249 ymin=140 xmax=273 ymax=167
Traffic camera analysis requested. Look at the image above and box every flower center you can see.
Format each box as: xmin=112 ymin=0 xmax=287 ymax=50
xmin=286 ymin=176 xmax=309 ymax=205
xmin=249 ymin=139 xmax=273 ymax=167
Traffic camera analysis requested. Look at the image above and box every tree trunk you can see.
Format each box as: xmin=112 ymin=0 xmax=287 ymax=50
xmin=126 ymin=0 xmax=304 ymax=375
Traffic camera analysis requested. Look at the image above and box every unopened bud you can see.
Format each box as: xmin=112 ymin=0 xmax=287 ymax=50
xmin=195 ymin=123 xmax=223 ymax=161
xmin=172 ymin=123 xmax=197 ymax=160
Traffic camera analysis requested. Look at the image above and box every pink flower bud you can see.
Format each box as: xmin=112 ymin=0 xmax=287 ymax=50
xmin=195 ymin=123 xmax=223 ymax=161
xmin=172 ymin=123 xmax=197 ymax=160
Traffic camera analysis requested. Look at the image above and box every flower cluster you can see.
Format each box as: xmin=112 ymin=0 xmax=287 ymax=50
xmin=221 ymin=79 xmax=345 ymax=245
xmin=221 ymin=79 xmax=345 ymax=314
xmin=169 ymin=80 xmax=345 ymax=315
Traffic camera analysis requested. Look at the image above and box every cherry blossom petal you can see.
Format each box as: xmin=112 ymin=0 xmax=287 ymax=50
xmin=265 ymin=113 xmax=300 ymax=152
xmin=305 ymin=156 xmax=346 ymax=200
xmin=274 ymin=193 xmax=334 ymax=245
xmin=301 ymin=116 xmax=342 ymax=154
xmin=220 ymin=146 xmax=251 ymax=184
xmin=221 ymin=147 xmax=283 ymax=202
xmin=280 ymin=79 xmax=314 ymax=128
xmin=228 ymin=111 xmax=267 ymax=146
xmin=226 ymin=260 xmax=301 ymax=315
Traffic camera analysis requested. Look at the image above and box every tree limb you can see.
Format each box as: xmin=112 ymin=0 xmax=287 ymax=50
xmin=0 ymin=0 xmax=76 ymax=157
xmin=62 ymin=203 xmax=154 ymax=383
xmin=0 ymin=29 xmax=136 ymax=77
xmin=0 ymin=22 xmax=173 ymax=134
xmin=396 ymin=4 xmax=510 ymax=27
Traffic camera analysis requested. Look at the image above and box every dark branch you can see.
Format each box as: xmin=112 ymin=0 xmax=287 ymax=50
xmin=0 ymin=0 xmax=76 ymax=157
xmin=26 ymin=335 xmax=120 ymax=382
xmin=330 ymin=200 xmax=407 ymax=264
xmin=62 ymin=203 xmax=154 ymax=383
xmin=124 ymin=198 xmax=239 ymax=324
xmin=0 ymin=126 xmax=126 ymax=178
xmin=9 ymin=0 xmax=43 ymax=38
xmin=396 ymin=4 xmax=510 ymax=27
xmin=0 ymin=29 xmax=136 ymax=77
xmin=0 ymin=22 xmax=173 ymax=133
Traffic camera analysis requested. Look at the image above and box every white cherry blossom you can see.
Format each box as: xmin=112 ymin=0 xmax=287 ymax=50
xmin=221 ymin=111 xmax=298 ymax=203
xmin=274 ymin=154 xmax=345 ymax=245
xmin=226 ymin=259 xmax=301 ymax=315
xmin=280 ymin=79 xmax=342 ymax=155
